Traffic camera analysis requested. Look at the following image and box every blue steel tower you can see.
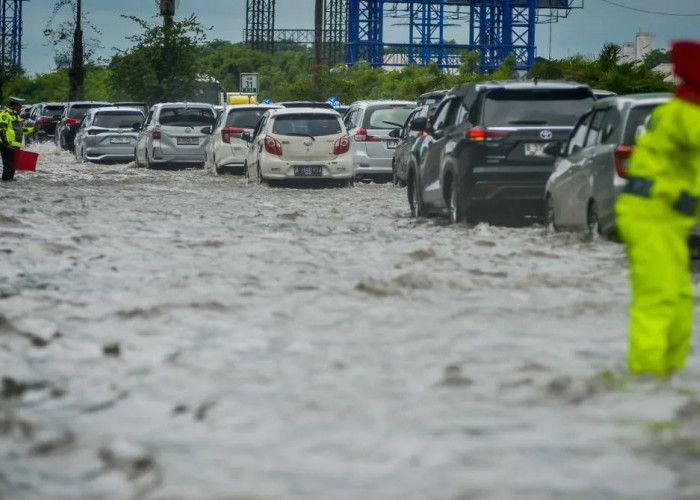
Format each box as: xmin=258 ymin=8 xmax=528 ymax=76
xmin=347 ymin=0 xmax=582 ymax=72
xmin=1 ymin=0 xmax=27 ymax=75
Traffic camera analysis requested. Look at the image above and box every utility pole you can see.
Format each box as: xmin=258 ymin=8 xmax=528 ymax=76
xmin=68 ymin=0 xmax=85 ymax=100
xmin=313 ymin=0 xmax=322 ymax=101
xmin=158 ymin=0 xmax=176 ymax=101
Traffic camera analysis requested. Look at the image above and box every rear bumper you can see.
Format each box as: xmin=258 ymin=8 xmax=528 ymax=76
xmin=260 ymin=155 xmax=353 ymax=179
xmin=352 ymin=148 xmax=393 ymax=176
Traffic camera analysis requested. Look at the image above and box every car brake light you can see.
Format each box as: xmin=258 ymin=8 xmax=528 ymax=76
xmin=152 ymin=126 xmax=161 ymax=140
xmin=221 ymin=127 xmax=245 ymax=144
xmin=354 ymin=127 xmax=381 ymax=142
xmin=615 ymin=145 xmax=633 ymax=179
xmin=36 ymin=117 xmax=52 ymax=125
xmin=264 ymin=135 xmax=283 ymax=155
xmin=467 ymin=126 xmax=509 ymax=142
xmin=333 ymin=134 xmax=350 ymax=155
xmin=65 ymin=117 xmax=81 ymax=126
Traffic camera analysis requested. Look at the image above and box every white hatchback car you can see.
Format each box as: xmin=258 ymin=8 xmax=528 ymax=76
xmin=243 ymin=107 xmax=353 ymax=186
xmin=206 ymin=104 xmax=280 ymax=175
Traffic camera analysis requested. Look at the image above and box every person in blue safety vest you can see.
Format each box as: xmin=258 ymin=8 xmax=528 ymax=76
xmin=0 ymin=96 xmax=29 ymax=181
xmin=615 ymin=40 xmax=700 ymax=378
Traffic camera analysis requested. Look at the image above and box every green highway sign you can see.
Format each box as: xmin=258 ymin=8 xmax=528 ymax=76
xmin=240 ymin=73 xmax=259 ymax=95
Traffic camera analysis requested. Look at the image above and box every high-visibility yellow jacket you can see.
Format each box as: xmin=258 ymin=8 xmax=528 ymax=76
xmin=628 ymin=97 xmax=700 ymax=210
xmin=0 ymin=107 xmax=23 ymax=148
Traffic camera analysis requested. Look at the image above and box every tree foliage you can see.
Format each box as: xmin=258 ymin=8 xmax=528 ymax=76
xmin=109 ymin=14 xmax=209 ymax=103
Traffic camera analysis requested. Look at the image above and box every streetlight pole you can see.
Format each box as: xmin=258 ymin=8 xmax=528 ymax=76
xmin=313 ymin=0 xmax=322 ymax=101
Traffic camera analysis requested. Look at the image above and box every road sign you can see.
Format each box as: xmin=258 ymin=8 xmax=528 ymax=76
xmin=240 ymin=73 xmax=259 ymax=95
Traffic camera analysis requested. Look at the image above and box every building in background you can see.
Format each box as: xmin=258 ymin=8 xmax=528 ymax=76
xmin=619 ymin=32 xmax=655 ymax=63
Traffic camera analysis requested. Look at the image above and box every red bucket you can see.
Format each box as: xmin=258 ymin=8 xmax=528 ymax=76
xmin=14 ymin=149 xmax=39 ymax=171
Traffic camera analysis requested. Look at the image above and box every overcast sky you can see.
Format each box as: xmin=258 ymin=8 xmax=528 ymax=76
xmin=21 ymin=0 xmax=700 ymax=74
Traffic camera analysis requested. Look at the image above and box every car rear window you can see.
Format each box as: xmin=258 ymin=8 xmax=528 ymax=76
xmin=226 ymin=109 xmax=268 ymax=129
xmin=159 ymin=107 xmax=215 ymax=126
xmin=364 ymin=106 xmax=415 ymax=129
xmin=69 ymin=104 xmax=106 ymax=118
xmin=482 ymin=89 xmax=594 ymax=127
xmin=623 ymin=104 xmax=659 ymax=145
xmin=45 ymin=105 xmax=64 ymax=118
xmin=93 ymin=111 xmax=144 ymax=129
xmin=272 ymin=114 xmax=342 ymax=136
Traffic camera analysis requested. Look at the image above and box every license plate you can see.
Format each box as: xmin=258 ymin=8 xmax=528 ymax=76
xmin=387 ymin=139 xmax=399 ymax=149
xmin=294 ymin=165 xmax=323 ymax=177
xmin=524 ymin=143 xmax=547 ymax=157
xmin=110 ymin=137 xmax=130 ymax=144
xmin=177 ymin=137 xmax=199 ymax=145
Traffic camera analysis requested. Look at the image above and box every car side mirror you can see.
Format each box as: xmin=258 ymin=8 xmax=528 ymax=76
xmin=241 ymin=131 xmax=252 ymax=143
xmin=544 ymin=141 xmax=563 ymax=157
xmin=132 ymin=122 xmax=142 ymax=131
xmin=409 ymin=117 xmax=427 ymax=132
xmin=200 ymin=126 xmax=213 ymax=135
xmin=389 ymin=128 xmax=401 ymax=138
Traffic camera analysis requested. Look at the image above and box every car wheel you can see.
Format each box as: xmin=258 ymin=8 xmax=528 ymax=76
xmin=408 ymin=172 xmax=425 ymax=218
xmin=392 ymin=163 xmax=400 ymax=186
xmin=344 ymin=177 xmax=354 ymax=188
xmin=448 ymin=179 xmax=465 ymax=224
xmin=587 ymin=200 xmax=601 ymax=236
xmin=545 ymin=195 xmax=557 ymax=231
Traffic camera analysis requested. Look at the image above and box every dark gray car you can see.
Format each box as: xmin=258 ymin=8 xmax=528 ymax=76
xmin=544 ymin=93 xmax=671 ymax=236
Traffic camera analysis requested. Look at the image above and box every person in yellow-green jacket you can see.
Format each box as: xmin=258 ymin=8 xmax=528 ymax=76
xmin=0 ymin=96 xmax=27 ymax=181
xmin=615 ymin=40 xmax=700 ymax=378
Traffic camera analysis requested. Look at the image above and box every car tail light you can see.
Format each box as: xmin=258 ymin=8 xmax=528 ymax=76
xmin=264 ymin=135 xmax=283 ymax=155
xmin=333 ymin=134 xmax=350 ymax=155
xmin=36 ymin=117 xmax=52 ymax=125
xmin=152 ymin=126 xmax=161 ymax=140
xmin=65 ymin=117 xmax=81 ymax=126
xmin=614 ymin=145 xmax=633 ymax=178
xmin=221 ymin=127 xmax=245 ymax=144
xmin=354 ymin=127 xmax=381 ymax=142
xmin=467 ymin=126 xmax=510 ymax=142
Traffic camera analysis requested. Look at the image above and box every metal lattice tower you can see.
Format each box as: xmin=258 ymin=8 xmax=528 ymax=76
xmin=323 ymin=0 xmax=348 ymax=68
xmin=245 ymin=0 xmax=275 ymax=53
xmin=1 ymin=0 xmax=26 ymax=76
xmin=347 ymin=0 xmax=583 ymax=71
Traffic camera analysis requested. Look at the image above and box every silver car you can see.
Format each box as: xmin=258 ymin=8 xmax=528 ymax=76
xmin=205 ymin=104 xmax=280 ymax=175
xmin=544 ymin=93 xmax=671 ymax=236
xmin=343 ymin=100 xmax=416 ymax=183
xmin=73 ymin=107 xmax=145 ymax=163
xmin=134 ymin=102 xmax=216 ymax=169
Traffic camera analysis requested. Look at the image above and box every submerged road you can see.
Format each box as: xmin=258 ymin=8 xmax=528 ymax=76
xmin=1 ymin=143 xmax=699 ymax=500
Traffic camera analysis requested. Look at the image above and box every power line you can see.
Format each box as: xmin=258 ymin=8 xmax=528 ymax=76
xmin=600 ymin=0 xmax=700 ymax=16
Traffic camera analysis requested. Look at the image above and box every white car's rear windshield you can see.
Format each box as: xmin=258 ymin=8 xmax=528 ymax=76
xmin=160 ymin=107 xmax=215 ymax=126
xmin=93 ymin=111 xmax=143 ymax=129
xmin=272 ymin=114 xmax=342 ymax=136
xmin=226 ymin=109 xmax=268 ymax=129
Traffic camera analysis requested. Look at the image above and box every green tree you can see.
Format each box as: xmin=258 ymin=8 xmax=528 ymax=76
xmin=109 ymin=14 xmax=209 ymax=103
xmin=643 ymin=49 xmax=671 ymax=70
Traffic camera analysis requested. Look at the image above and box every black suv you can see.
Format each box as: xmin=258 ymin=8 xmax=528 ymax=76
xmin=407 ymin=80 xmax=595 ymax=224
xmin=55 ymin=101 xmax=111 ymax=151
xmin=25 ymin=102 xmax=65 ymax=143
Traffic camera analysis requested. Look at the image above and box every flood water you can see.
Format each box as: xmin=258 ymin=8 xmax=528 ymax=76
xmin=1 ymin=143 xmax=700 ymax=500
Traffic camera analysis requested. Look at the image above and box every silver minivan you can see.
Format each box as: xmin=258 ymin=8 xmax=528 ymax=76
xmin=343 ymin=100 xmax=416 ymax=182
xmin=134 ymin=103 xmax=216 ymax=169
xmin=73 ymin=107 xmax=145 ymax=163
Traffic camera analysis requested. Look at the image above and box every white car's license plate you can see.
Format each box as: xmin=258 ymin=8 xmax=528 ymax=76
xmin=524 ymin=143 xmax=547 ymax=157
xmin=387 ymin=139 xmax=399 ymax=149
xmin=110 ymin=137 xmax=130 ymax=144
xmin=177 ymin=137 xmax=199 ymax=145
xmin=294 ymin=165 xmax=323 ymax=177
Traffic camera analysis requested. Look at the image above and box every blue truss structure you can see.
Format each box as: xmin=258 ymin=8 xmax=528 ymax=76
xmin=347 ymin=0 xmax=583 ymax=72
xmin=0 ymin=0 xmax=26 ymax=74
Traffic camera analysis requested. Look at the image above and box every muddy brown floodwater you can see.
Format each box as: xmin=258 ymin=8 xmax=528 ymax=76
xmin=1 ymin=143 xmax=700 ymax=500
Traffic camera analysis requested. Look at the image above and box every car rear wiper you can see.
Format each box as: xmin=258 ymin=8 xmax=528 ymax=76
xmin=507 ymin=120 xmax=548 ymax=125
xmin=285 ymin=133 xmax=315 ymax=141
xmin=382 ymin=120 xmax=404 ymax=128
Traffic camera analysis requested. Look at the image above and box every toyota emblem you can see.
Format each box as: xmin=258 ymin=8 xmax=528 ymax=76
xmin=185 ymin=127 xmax=192 ymax=133
xmin=540 ymin=129 xmax=553 ymax=140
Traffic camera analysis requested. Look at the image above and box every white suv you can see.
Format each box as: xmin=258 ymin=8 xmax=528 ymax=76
xmin=343 ymin=100 xmax=416 ymax=183
xmin=244 ymin=107 xmax=353 ymax=186
xmin=206 ymin=104 xmax=281 ymax=175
